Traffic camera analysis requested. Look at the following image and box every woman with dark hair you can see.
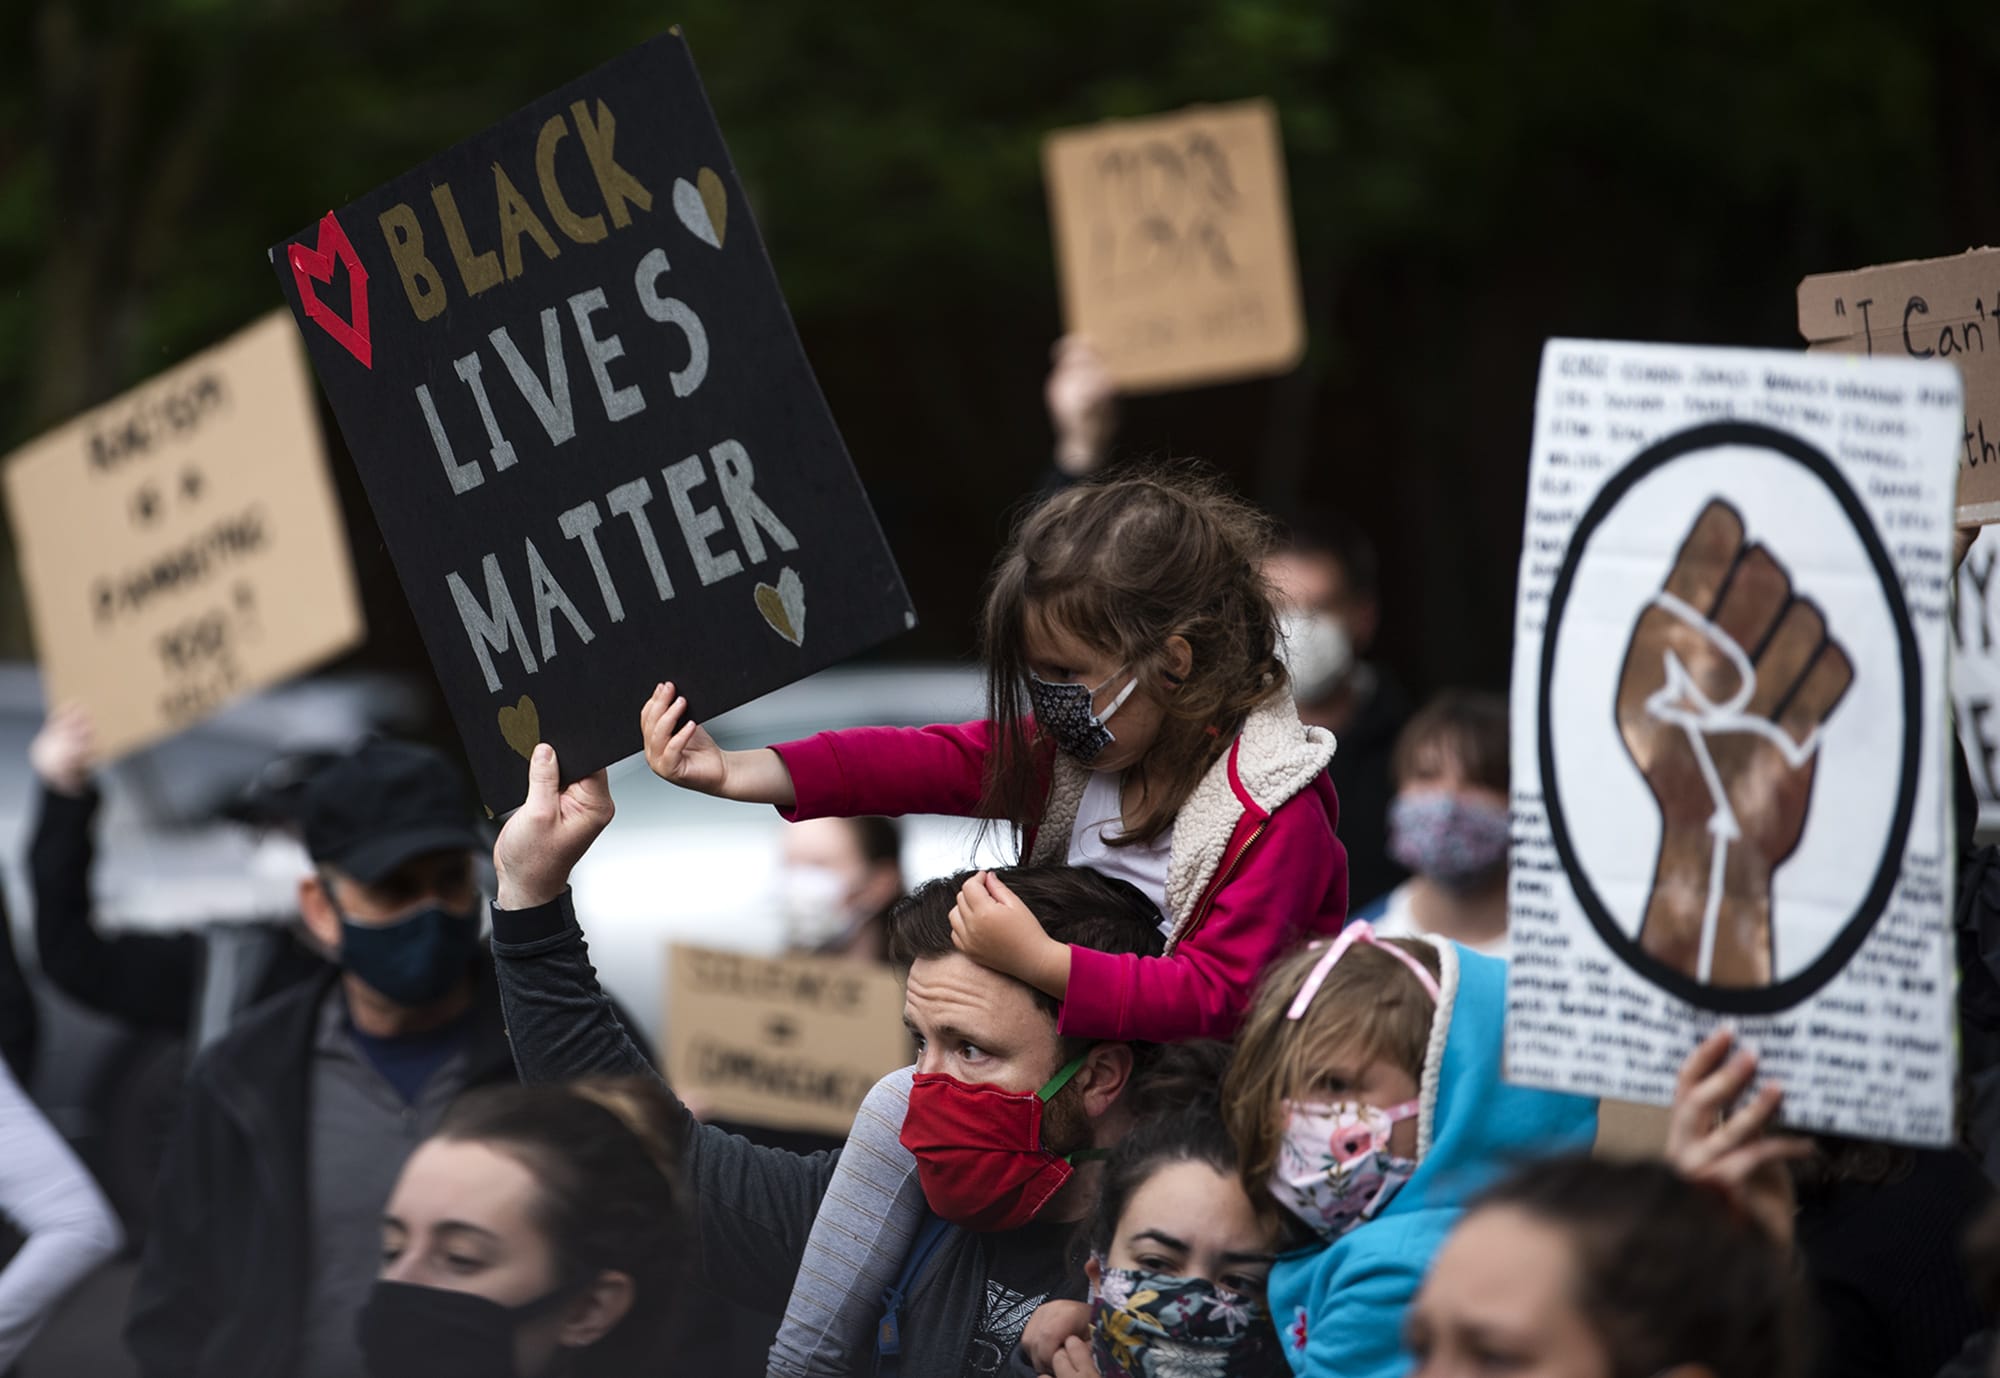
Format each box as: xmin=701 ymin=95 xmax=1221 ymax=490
xmin=1016 ymin=1045 xmax=1288 ymax=1378
xmin=357 ymin=1077 xmax=684 ymax=1378
xmin=1406 ymin=1153 xmax=1807 ymax=1378
xmin=1406 ymin=1030 xmax=1812 ymax=1378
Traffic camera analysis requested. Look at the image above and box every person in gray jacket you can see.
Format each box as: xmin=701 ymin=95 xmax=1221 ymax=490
xmin=487 ymin=743 xmax=1167 ymax=1377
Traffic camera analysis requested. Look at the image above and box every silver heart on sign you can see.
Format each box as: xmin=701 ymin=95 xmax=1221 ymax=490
xmin=673 ymin=168 xmax=727 ymax=249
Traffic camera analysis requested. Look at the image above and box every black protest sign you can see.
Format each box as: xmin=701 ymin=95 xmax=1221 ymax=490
xmin=271 ymin=31 xmax=913 ymax=808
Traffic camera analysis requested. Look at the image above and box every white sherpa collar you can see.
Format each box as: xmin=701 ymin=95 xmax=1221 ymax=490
xmin=1026 ymin=693 xmax=1336 ymax=944
xmin=1414 ymin=936 xmax=1459 ymax=1162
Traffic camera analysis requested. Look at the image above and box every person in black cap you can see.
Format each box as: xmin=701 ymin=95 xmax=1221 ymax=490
xmin=26 ymin=705 xmax=333 ymax=1053
xmin=125 ymin=738 xmax=521 ymax=1378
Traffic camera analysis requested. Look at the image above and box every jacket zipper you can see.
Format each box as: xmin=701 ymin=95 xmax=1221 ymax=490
xmin=1172 ymin=818 xmax=1269 ymax=951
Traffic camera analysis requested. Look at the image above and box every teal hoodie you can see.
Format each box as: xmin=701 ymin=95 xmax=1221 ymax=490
xmin=1265 ymin=941 xmax=1598 ymax=1377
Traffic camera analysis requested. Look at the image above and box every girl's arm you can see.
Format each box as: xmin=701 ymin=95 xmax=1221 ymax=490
xmin=1060 ymin=791 xmax=1346 ymax=1042
xmin=766 ymin=1066 xmax=925 ymax=1378
xmin=643 ymin=683 xmax=798 ymax=807
xmin=643 ymin=682 xmax=1009 ymax=821
xmin=770 ymin=721 xmax=1005 ymax=822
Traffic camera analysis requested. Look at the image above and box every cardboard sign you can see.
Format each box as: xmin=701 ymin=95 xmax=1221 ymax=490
xmin=1799 ymin=248 xmax=2000 ymax=522
xmin=1043 ymin=100 xmax=1304 ymax=393
xmin=1954 ymin=527 xmax=2000 ymax=833
xmin=1505 ymin=340 xmax=1961 ymax=1145
xmin=3 ymin=312 xmax=363 ymax=760
xmin=271 ymin=32 xmax=914 ymax=809
xmin=664 ymin=943 xmax=910 ymax=1136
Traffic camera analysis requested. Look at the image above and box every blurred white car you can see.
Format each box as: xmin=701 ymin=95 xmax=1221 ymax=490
xmin=569 ymin=663 xmax=1011 ymax=1047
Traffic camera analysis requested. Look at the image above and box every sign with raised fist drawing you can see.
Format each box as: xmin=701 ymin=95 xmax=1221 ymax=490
xmin=1617 ymin=500 xmax=1855 ymax=988
xmin=1506 ymin=340 xmax=1961 ymax=1146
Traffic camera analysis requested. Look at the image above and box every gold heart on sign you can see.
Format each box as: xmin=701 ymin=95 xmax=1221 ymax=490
xmin=697 ymin=167 xmax=728 ymax=247
xmin=497 ymin=695 xmax=540 ymax=760
xmin=755 ymin=584 xmax=797 ymax=646
xmin=755 ymin=567 xmax=806 ymax=647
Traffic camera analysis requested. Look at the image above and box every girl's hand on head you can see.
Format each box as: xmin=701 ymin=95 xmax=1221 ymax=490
xmin=641 ymin=681 xmax=728 ymax=794
xmin=1666 ymin=1029 xmax=1812 ymax=1252
xmin=1047 ymin=1334 xmax=1101 ymax=1378
xmin=1021 ymin=1299 xmax=1091 ymax=1372
xmin=948 ymin=871 xmax=1072 ymax=999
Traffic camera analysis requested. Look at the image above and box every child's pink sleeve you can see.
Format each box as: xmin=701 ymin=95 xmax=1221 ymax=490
xmin=1058 ymin=785 xmax=1347 ymax=1041
xmin=770 ymin=720 xmax=999 ymax=822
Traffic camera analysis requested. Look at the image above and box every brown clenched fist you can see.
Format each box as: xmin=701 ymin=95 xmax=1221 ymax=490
xmin=1615 ymin=500 xmax=1853 ymax=987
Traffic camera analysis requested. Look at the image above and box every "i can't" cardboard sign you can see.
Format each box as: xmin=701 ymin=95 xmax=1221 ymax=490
xmin=1799 ymin=247 xmax=2000 ymax=524
xmin=3 ymin=313 xmax=364 ymax=760
xmin=270 ymin=30 xmax=914 ymax=809
xmin=1043 ymin=99 xmax=1305 ymax=393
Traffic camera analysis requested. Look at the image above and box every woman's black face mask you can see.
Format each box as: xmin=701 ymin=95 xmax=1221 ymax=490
xmin=356 ymin=1278 xmax=573 ymax=1378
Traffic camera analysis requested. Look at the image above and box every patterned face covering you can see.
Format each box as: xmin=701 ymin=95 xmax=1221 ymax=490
xmin=1267 ymin=1099 xmax=1420 ymax=1241
xmin=1387 ymin=792 xmax=1510 ymax=890
xmin=1027 ymin=670 xmax=1138 ymax=764
xmin=1090 ymin=1263 xmax=1284 ymax=1378
xmin=1271 ymin=923 xmax=1437 ymax=1241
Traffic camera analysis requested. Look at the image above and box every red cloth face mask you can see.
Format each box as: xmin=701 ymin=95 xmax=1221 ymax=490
xmin=899 ymin=1055 xmax=1091 ymax=1233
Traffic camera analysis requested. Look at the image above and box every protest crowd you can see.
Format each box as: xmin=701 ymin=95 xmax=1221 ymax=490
xmin=6 ymin=19 xmax=2000 ymax=1378
xmin=0 ymin=333 xmax=1984 ymax=1378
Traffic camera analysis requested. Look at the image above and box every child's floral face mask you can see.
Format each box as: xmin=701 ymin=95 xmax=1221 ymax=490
xmin=1267 ymin=1098 xmax=1419 ymax=1240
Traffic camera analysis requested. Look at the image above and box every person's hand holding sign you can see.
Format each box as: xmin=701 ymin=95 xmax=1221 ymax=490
xmin=1046 ymin=335 xmax=1118 ymax=477
xmin=494 ymin=744 xmax=615 ymax=911
xmin=642 ymin=681 xmax=728 ymax=793
xmin=1615 ymin=500 xmax=1854 ymax=988
xmin=30 ymin=705 xmax=97 ymax=798
xmin=1666 ymin=1029 xmax=1811 ymax=1252
xmin=640 ymin=681 xmax=799 ymax=808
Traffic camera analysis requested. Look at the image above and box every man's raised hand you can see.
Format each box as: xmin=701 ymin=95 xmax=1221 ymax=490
xmin=494 ymin=743 xmax=614 ymax=910
xmin=30 ymin=704 xmax=96 ymax=798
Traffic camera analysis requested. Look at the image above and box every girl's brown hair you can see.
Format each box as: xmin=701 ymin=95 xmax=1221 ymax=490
xmin=1223 ymin=938 xmax=1442 ymax=1194
xmin=978 ymin=464 xmax=1286 ymax=850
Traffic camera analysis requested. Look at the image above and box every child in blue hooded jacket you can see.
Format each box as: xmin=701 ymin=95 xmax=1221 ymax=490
xmin=1222 ymin=922 xmax=1598 ymax=1378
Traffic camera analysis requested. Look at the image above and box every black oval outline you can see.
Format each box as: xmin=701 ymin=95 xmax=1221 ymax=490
xmin=1536 ymin=420 xmax=1921 ymax=1014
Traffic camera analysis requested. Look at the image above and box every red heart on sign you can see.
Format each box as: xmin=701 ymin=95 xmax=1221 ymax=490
xmin=288 ymin=211 xmax=371 ymax=369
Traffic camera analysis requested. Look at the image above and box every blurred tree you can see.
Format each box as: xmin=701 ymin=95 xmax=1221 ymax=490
xmin=0 ymin=0 xmax=1996 ymax=694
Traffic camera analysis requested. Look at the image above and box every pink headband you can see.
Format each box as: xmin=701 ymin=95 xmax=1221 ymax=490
xmin=1286 ymin=921 xmax=1441 ymax=1021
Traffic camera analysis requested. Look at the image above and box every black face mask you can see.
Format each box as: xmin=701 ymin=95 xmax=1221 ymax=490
xmin=336 ymin=899 xmax=483 ymax=1007
xmin=357 ymin=1279 xmax=571 ymax=1378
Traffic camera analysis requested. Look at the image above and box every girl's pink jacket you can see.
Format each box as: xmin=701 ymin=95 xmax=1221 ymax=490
xmin=770 ymin=694 xmax=1348 ymax=1041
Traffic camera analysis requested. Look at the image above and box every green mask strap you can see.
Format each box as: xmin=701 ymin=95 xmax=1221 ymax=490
xmin=1037 ymin=1053 xmax=1090 ymax=1102
xmin=1037 ymin=1053 xmax=1109 ymax=1166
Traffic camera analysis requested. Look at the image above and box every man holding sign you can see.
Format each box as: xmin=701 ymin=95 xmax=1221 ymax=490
xmin=486 ymin=746 xmax=1168 ymax=1378
xmin=272 ymin=30 xmax=913 ymax=810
